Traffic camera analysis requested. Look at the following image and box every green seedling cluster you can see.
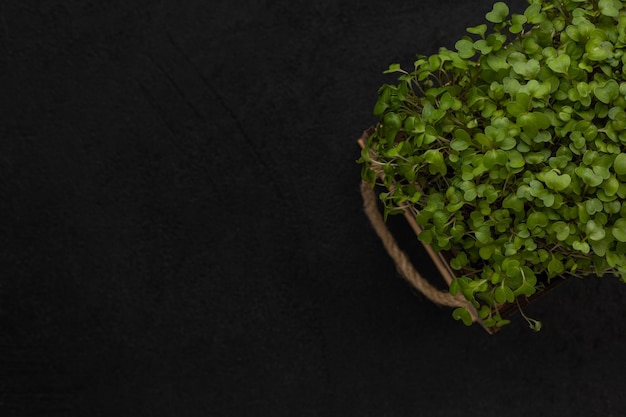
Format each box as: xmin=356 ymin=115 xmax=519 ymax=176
xmin=360 ymin=0 xmax=626 ymax=329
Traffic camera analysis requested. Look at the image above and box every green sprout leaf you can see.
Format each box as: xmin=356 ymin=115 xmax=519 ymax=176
xmin=594 ymin=80 xmax=619 ymax=104
xmin=510 ymin=14 xmax=527 ymax=34
xmin=382 ymin=112 xmax=402 ymax=141
xmin=483 ymin=149 xmax=508 ymax=169
xmin=517 ymin=112 xmax=551 ymax=138
xmin=586 ymin=220 xmax=606 ymax=241
xmin=552 ymin=222 xmax=571 ymax=241
xmin=599 ymin=0 xmax=621 ymax=17
xmin=612 ymin=219 xmax=626 ymax=242
xmin=525 ymin=317 xmax=542 ymax=332
xmin=467 ymin=23 xmax=488 ymax=38
xmin=486 ymin=2 xmax=509 ymax=23
xmin=573 ymin=241 xmax=591 ymax=254
xmin=614 ymin=154 xmax=626 ymax=175
xmin=603 ymin=176 xmax=619 ymax=196
xmin=547 ymin=54 xmax=570 ymax=74
xmin=450 ymin=252 xmax=469 ymax=270
xmin=495 ymin=285 xmax=515 ymax=304
xmin=424 ymin=149 xmax=447 ymax=176
xmin=503 ymin=194 xmax=524 ymax=212
xmin=475 ymin=224 xmax=492 ymax=244
xmin=586 ymin=35 xmax=613 ymax=62
xmin=580 ymin=168 xmax=604 ymax=187
xmin=584 ymin=199 xmax=602 ymax=216
xmin=455 ymin=39 xmax=475 ymax=59
xmin=544 ymin=170 xmax=571 ymax=191
xmin=527 ymin=212 xmax=549 ymax=229
xmin=548 ymin=257 xmax=565 ymax=275
xmin=383 ymin=63 xmax=405 ymax=74
xmin=511 ymin=59 xmax=540 ymax=79
xmin=452 ymin=307 xmax=473 ymax=326
xmin=487 ymin=50 xmax=510 ymax=71
xmin=451 ymin=129 xmax=471 ymax=151
xmin=474 ymin=40 xmax=492 ymax=55
xmin=507 ymin=150 xmax=525 ymax=169
xmin=523 ymin=3 xmax=544 ymax=23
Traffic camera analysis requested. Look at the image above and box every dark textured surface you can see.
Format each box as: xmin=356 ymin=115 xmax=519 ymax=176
xmin=2 ymin=1 xmax=626 ymax=416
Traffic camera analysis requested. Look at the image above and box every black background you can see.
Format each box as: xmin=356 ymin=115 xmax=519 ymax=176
xmin=2 ymin=0 xmax=626 ymax=416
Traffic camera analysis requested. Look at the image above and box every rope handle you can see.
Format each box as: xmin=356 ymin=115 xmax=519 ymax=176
xmin=361 ymin=181 xmax=467 ymax=308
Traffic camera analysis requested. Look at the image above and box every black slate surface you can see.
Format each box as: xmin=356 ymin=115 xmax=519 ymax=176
xmin=2 ymin=0 xmax=626 ymax=416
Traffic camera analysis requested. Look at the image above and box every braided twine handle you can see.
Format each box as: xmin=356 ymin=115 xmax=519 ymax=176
xmin=359 ymin=129 xmax=466 ymax=308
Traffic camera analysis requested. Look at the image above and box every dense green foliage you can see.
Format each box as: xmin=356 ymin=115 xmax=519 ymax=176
xmin=360 ymin=0 xmax=626 ymax=329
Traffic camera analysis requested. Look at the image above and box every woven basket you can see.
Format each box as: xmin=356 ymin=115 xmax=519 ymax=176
xmin=358 ymin=127 xmax=567 ymax=333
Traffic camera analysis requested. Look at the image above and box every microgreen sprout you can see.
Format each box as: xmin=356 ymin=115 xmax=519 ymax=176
xmin=360 ymin=0 xmax=626 ymax=329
